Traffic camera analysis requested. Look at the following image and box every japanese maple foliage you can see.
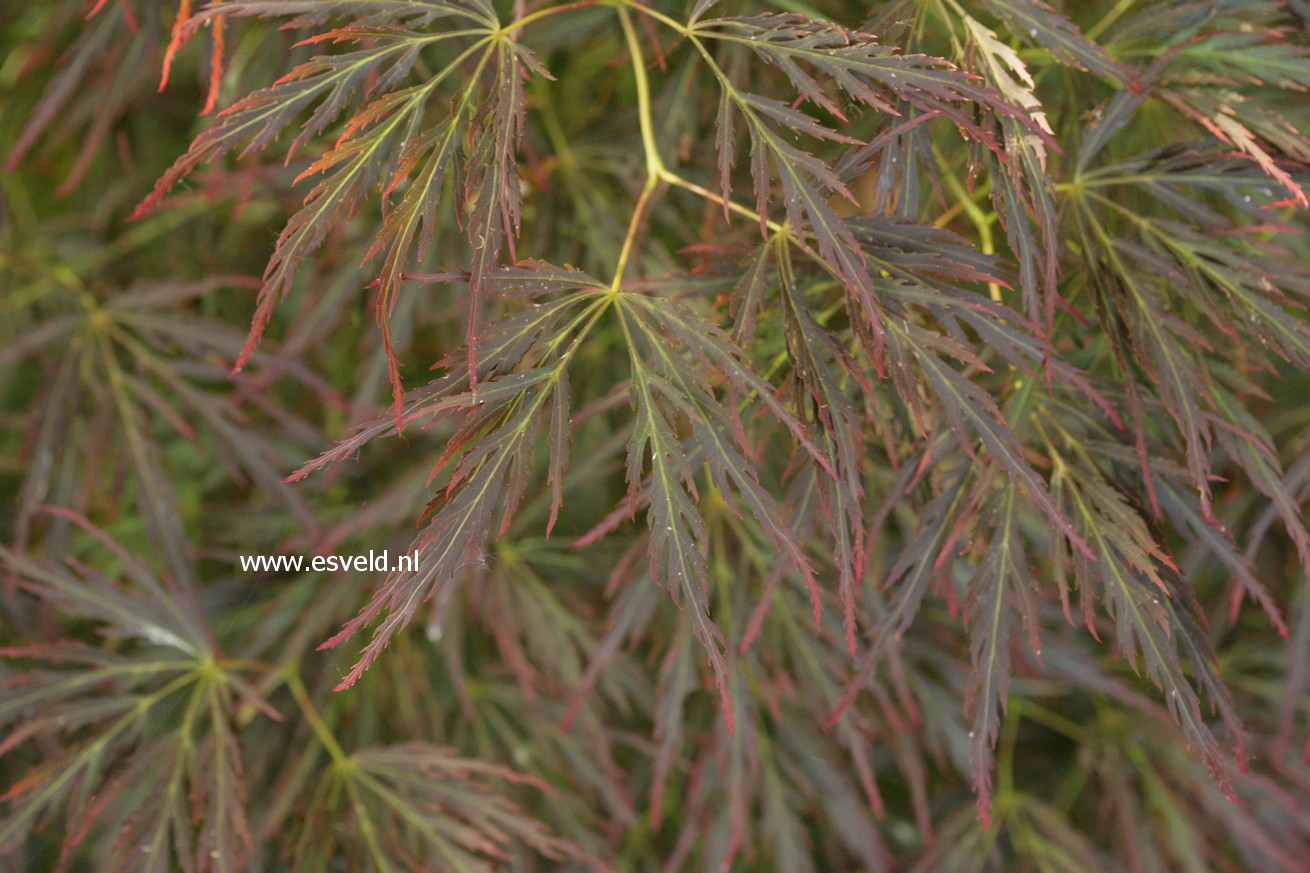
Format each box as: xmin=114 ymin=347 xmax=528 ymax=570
xmin=4 ymin=0 xmax=1310 ymax=870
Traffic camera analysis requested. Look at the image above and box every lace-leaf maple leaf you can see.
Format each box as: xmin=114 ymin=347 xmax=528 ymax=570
xmin=694 ymin=11 xmax=1052 ymax=366
xmin=290 ymin=265 xmax=605 ymax=689
xmin=3 ymin=276 xmax=321 ymax=588
xmin=0 ymin=513 xmax=260 ymax=873
xmin=1050 ymin=449 xmax=1248 ymax=800
xmin=705 ymin=58 xmax=884 ymax=360
xmin=887 ymin=316 xmax=1090 ymax=559
xmin=287 ymin=738 xmax=591 ymax=871
xmin=963 ymin=482 xmax=1041 ymax=827
xmin=828 ymin=458 xmax=974 ymax=725
xmin=961 ymin=11 xmax=1061 ymax=332
xmin=979 ymin=0 xmax=1133 ymax=85
xmin=614 ymin=290 xmax=831 ymax=730
xmin=133 ymin=7 xmax=543 ymax=416
xmin=693 ymin=13 xmax=1040 ymax=136
xmin=774 ymin=239 xmax=867 ymax=656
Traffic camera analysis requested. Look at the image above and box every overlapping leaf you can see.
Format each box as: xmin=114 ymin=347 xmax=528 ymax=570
xmin=0 ymin=516 xmax=256 ymax=873
xmin=979 ymin=0 xmax=1133 ymax=85
xmin=2 ymin=276 xmax=320 ymax=588
xmin=963 ymin=482 xmax=1041 ymax=825
xmin=614 ymin=290 xmax=827 ymax=728
xmin=133 ymin=8 xmax=544 ymax=413
xmin=961 ymin=12 xmax=1061 ymax=331
xmin=291 ymin=264 xmax=605 ymax=688
xmin=693 ymin=11 xmax=1050 ymax=365
xmin=288 ymin=740 xmax=586 ymax=872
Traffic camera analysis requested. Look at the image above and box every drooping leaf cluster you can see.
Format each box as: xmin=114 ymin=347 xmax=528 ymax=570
xmin=4 ymin=0 xmax=1310 ymax=870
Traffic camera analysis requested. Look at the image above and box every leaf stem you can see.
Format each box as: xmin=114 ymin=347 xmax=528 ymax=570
xmin=618 ymin=5 xmax=665 ymax=179
xmin=1086 ymin=0 xmax=1138 ymax=41
xmin=659 ymin=171 xmax=783 ymax=237
xmin=612 ymin=1 xmax=829 ymax=289
xmin=659 ymin=167 xmax=832 ymax=272
xmin=627 ymin=2 xmax=689 ymax=35
xmin=610 ymin=174 xmax=661 ymax=294
xmin=609 ymin=5 xmax=668 ymax=293
xmin=286 ymin=666 xmax=350 ymax=768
